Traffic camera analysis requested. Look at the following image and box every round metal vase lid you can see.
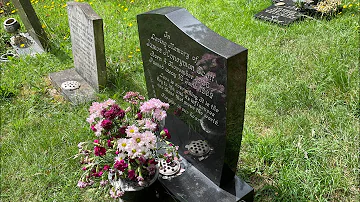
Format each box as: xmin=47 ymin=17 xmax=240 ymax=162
xmin=61 ymin=81 xmax=81 ymax=90
xmin=158 ymin=159 xmax=181 ymax=176
xmin=0 ymin=51 xmax=16 ymax=62
xmin=186 ymin=140 xmax=210 ymax=157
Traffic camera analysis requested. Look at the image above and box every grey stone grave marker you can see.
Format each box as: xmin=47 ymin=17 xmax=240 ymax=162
xmin=49 ymin=1 xmax=106 ymax=104
xmin=138 ymin=7 xmax=253 ymax=201
xmin=10 ymin=0 xmax=49 ymax=55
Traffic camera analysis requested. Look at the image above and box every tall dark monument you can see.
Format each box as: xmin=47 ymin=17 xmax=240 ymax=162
xmin=138 ymin=7 xmax=253 ymax=201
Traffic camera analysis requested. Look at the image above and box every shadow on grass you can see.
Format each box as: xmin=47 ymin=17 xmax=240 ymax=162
xmin=48 ymin=43 xmax=72 ymax=62
xmin=249 ymin=174 xmax=280 ymax=202
xmin=238 ymin=167 xmax=281 ymax=202
xmin=102 ymin=63 xmax=147 ymax=100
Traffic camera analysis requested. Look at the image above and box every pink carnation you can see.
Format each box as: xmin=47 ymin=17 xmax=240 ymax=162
xmin=140 ymin=98 xmax=169 ymax=114
xmin=94 ymin=122 xmax=103 ymax=137
xmin=160 ymin=128 xmax=171 ymax=139
xmin=103 ymin=165 xmax=110 ymax=170
xmin=100 ymin=180 xmax=108 ymax=186
xmin=101 ymin=119 xmax=112 ymax=130
xmin=128 ymin=169 xmax=136 ymax=180
xmin=114 ymin=159 xmax=128 ymax=171
xmin=94 ymin=146 xmax=106 ymax=156
xmin=86 ymin=113 xmax=97 ymax=124
xmin=103 ymin=98 xmax=116 ymax=107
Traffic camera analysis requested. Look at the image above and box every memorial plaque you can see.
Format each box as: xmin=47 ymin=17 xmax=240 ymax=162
xmin=49 ymin=2 xmax=106 ymax=104
xmin=138 ymin=7 xmax=247 ymax=188
xmin=255 ymin=0 xmax=303 ymax=25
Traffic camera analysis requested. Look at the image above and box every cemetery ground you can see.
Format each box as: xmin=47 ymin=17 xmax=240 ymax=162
xmin=0 ymin=0 xmax=358 ymax=201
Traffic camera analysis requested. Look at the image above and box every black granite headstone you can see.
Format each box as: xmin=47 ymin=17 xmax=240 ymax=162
xmin=255 ymin=0 xmax=303 ymax=25
xmin=138 ymin=7 xmax=252 ymax=201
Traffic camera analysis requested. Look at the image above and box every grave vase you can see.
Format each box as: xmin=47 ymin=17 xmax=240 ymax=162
xmin=3 ymin=18 xmax=20 ymax=33
xmin=108 ymin=168 xmax=159 ymax=202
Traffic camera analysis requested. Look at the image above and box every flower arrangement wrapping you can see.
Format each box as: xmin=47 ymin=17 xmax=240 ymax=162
xmin=76 ymin=92 xmax=179 ymax=199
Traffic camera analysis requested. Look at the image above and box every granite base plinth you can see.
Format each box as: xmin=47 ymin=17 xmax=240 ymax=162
xmin=158 ymin=157 xmax=254 ymax=202
xmin=49 ymin=68 xmax=97 ymax=105
xmin=10 ymin=33 xmax=44 ymax=56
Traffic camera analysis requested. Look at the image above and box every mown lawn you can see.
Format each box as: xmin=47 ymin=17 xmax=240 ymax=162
xmin=1 ymin=0 xmax=359 ymax=201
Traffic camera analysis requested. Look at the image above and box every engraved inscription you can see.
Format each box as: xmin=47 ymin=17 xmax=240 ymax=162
xmin=264 ymin=7 xmax=298 ymax=20
xmin=68 ymin=6 xmax=98 ymax=88
xmin=146 ymin=31 xmax=226 ymax=129
xmin=255 ymin=4 xmax=302 ymax=25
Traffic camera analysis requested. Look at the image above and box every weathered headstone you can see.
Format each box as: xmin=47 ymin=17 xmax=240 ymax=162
xmin=49 ymin=2 xmax=106 ymax=104
xmin=11 ymin=0 xmax=49 ymax=54
xmin=254 ymin=0 xmax=303 ymax=25
xmin=138 ymin=7 xmax=253 ymax=201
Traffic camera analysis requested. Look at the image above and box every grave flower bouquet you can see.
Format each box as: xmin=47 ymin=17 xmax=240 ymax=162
xmin=76 ymin=92 xmax=179 ymax=199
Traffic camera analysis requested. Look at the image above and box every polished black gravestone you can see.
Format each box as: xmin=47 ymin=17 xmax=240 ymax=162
xmin=138 ymin=7 xmax=253 ymax=201
xmin=255 ymin=0 xmax=303 ymax=26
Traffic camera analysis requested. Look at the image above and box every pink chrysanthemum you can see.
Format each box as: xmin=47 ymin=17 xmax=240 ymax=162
xmin=89 ymin=102 xmax=103 ymax=115
xmin=144 ymin=119 xmax=157 ymax=131
xmin=117 ymin=138 xmax=130 ymax=151
xmin=103 ymin=98 xmax=116 ymax=107
xmin=125 ymin=125 xmax=139 ymax=137
xmin=132 ymin=133 xmax=146 ymax=146
xmin=153 ymin=108 xmax=167 ymax=121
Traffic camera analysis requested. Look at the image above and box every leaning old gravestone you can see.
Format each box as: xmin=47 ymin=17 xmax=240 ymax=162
xmin=10 ymin=0 xmax=49 ymax=55
xmin=49 ymin=2 xmax=106 ymax=104
xmin=138 ymin=7 xmax=253 ymax=201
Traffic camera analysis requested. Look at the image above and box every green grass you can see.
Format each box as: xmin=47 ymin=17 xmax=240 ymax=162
xmin=1 ymin=0 xmax=359 ymax=201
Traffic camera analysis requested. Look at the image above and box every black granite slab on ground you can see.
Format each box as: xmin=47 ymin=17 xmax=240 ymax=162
xmin=117 ymin=157 xmax=254 ymax=202
xmin=158 ymin=157 xmax=254 ymax=202
xmin=254 ymin=1 xmax=303 ymax=26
